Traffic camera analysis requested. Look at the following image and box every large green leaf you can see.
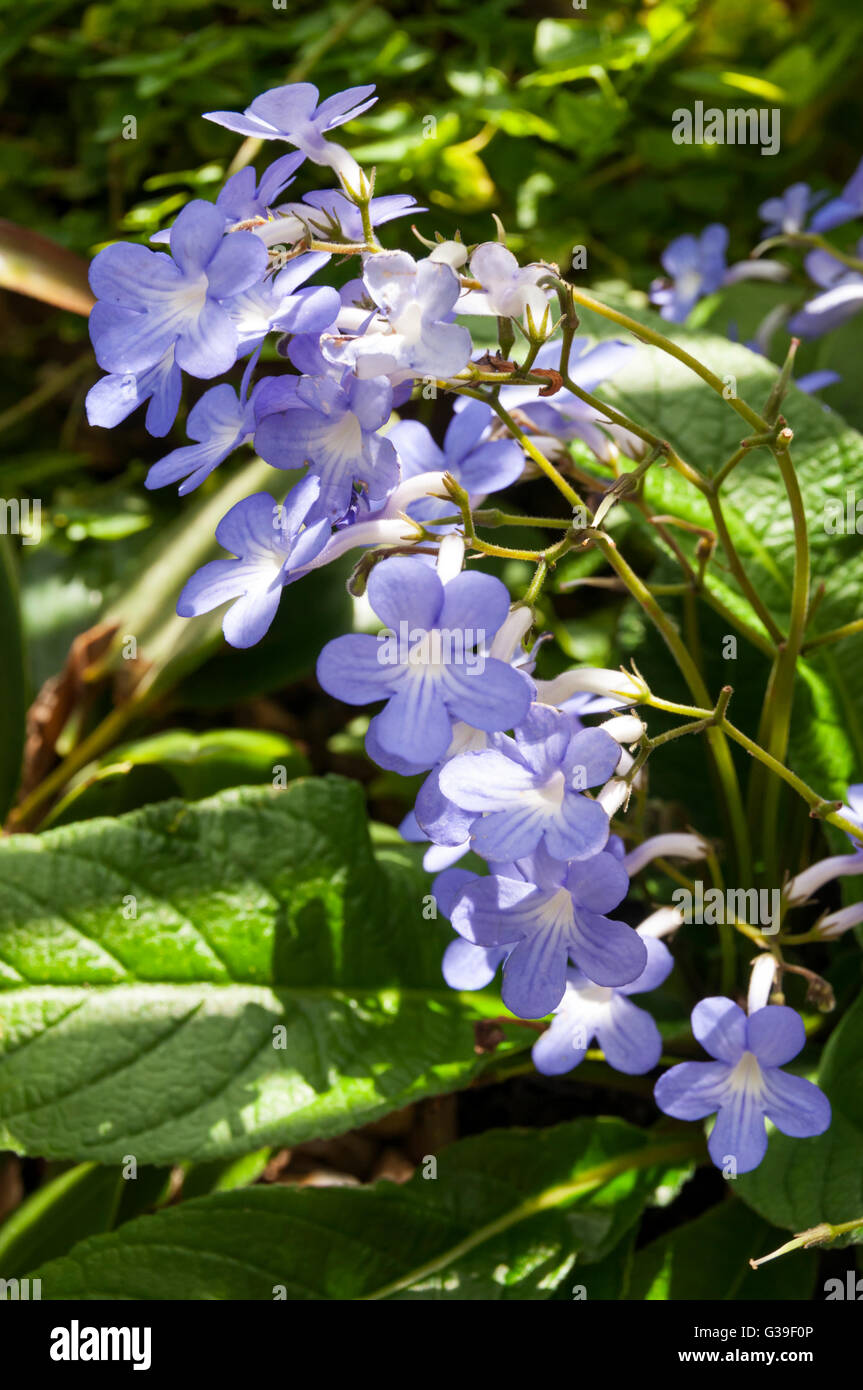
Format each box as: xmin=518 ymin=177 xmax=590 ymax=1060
xmin=579 ymin=295 xmax=863 ymax=802
xmin=737 ymin=988 xmax=863 ymax=1234
xmin=627 ymin=1195 xmax=819 ymax=1300
xmin=27 ymin=1120 xmax=699 ymax=1300
xmin=0 ymin=779 xmax=515 ymax=1165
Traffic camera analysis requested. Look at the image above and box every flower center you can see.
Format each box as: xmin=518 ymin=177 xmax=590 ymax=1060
xmin=726 ymin=1049 xmax=765 ymax=1099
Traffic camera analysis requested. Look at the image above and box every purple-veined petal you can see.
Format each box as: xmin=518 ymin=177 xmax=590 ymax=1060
xmin=761 ymin=1069 xmax=831 ymax=1138
xmin=441 ymin=659 xmax=532 ymax=734
xmin=372 ymin=677 xmax=454 ymax=764
xmin=708 ymin=1089 xmax=768 ymax=1174
xmin=654 ymin=1059 xmax=732 ymax=1119
xmin=596 ymin=994 xmax=663 ymax=1074
xmin=570 ymin=908 xmax=647 ymax=987
xmin=316 ymin=632 xmax=403 ymax=704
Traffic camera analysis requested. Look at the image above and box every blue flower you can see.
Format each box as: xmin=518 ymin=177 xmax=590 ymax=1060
xmin=288 ymin=189 xmax=424 ymax=244
xmin=448 ymin=846 xmax=645 ymax=1017
xmin=758 ymin=182 xmax=820 ymax=237
xmin=145 ymin=355 xmax=263 ymax=495
xmin=204 ymin=83 xmax=377 ymax=182
xmin=433 ymin=867 xmax=509 ymax=991
xmin=323 ymin=250 xmax=472 ymax=383
xmin=650 ymin=224 xmax=729 ymax=322
xmin=532 ymin=932 xmax=673 ymax=1076
xmin=788 ymin=241 xmax=863 ymax=338
xmin=89 ymin=200 xmax=267 ymax=379
xmin=316 ymin=556 xmax=532 ymax=767
xmin=459 ymin=241 xmax=552 ymax=325
xmin=216 ymin=152 xmax=306 ymax=225
xmin=86 ymin=347 xmax=182 ymax=438
xmin=221 ymin=251 xmax=340 ymax=356
xmin=811 ymin=156 xmax=863 ymax=233
xmin=500 ymin=337 xmax=635 ymax=462
xmin=654 ymin=998 xmax=831 ymax=1173
xmin=254 ymin=364 xmax=399 ymax=520
xmin=437 ymin=703 xmax=620 ymax=863
xmin=387 ymin=399 xmax=523 ymax=526
xmin=176 ymin=478 xmax=329 ymax=648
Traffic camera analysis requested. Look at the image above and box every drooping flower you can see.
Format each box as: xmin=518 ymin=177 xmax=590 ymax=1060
xmin=145 ymin=353 xmax=262 ymax=494
xmin=811 ymin=156 xmax=863 ymax=233
xmin=650 ymin=224 xmax=786 ymax=324
xmin=316 ymin=556 xmax=532 ymax=768
xmin=216 ymin=152 xmax=306 ymax=226
xmin=438 ymin=703 xmax=620 ymax=864
xmin=532 ymin=921 xmax=675 ymax=1076
xmin=783 ymin=782 xmax=863 ymax=905
xmin=448 ymin=845 xmax=645 ymax=1017
xmin=387 ymin=398 xmax=523 ymax=526
xmin=86 ymin=347 xmax=182 ymax=438
xmin=758 ymin=182 xmax=821 ymax=237
xmin=650 ymin=225 xmax=730 ymax=323
xmin=221 ymin=252 xmax=340 ymax=355
xmin=176 ymin=478 xmax=330 ymax=648
xmin=654 ymin=997 xmax=831 ymax=1173
xmin=322 ymin=250 xmax=472 ymax=383
xmin=278 ymin=189 xmax=424 ymax=246
xmin=433 ymin=867 xmax=509 ymax=991
xmin=459 ymin=242 xmax=552 ymax=326
xmin=204 ymin=83 xmax=377 ymax=182
xmin=254 ymin=364 xmax=398 ymax=520
xmin=499 ymin=338 xmax=635 ymax=463
xmin=89 ymin=200 xmax=267 ymax=379
xmin=788 ymin=241 xmax=863 ymax=338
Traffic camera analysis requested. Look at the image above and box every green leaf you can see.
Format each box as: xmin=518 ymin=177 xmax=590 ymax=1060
xmin=0 ymin=1162 xmax=122 ymax=1277
xmin=28 ymin=1121 xmax=699 ymax=1299
xmin=736 ymin=989 xmax=863 ymax=1233
xmin=0 ymin=779 xmax=516 ymax=1165
xmin=627 ymin=1196 xmax=819 ymax=1300
xmin=577 ymin=296 xmax=863 ymax=801
xmin=45 ymin=729 xmax=309 ymax=827
xmin=0 ymin=536 xmax=26 ymax=821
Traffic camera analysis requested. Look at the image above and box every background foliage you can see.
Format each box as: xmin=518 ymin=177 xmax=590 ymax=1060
xmin=1 ymin=0 xmax=863 ymax=1302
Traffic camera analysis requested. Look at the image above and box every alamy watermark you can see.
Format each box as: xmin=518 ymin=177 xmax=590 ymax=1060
xmin=671 ymin=880 xmax=780 ymax=935
xmin=0 ymin=497 xmax=41 ymax=545
xmin=377 ymin=622 xmax=487 ymax=673
xmin=672 ymin=101 xmax=780 ymax=157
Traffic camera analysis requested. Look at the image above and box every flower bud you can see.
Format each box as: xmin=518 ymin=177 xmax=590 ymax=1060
xmin=600 ymin=714 xmax=646 ymax=745
xmin=636 ymin=906 xmax=684 ymax=939
xmin=815 ymin=901 xmax=863 ymax=939
xmin=784 ymin=852 xmax=863 ymax=906
xmin=623 ymin=832 xmax=711 ymax=876
xmin=538 ymin=666 xmax=648 ymax=708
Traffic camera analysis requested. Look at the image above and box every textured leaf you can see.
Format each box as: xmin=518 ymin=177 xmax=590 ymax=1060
xmin=0 ymin=779 xmax=513 ymax=1164
xmin=579 ymin=296 xmax=863 ymax=801
xmin=28 ymin=1120 xmax=699 ymax=1300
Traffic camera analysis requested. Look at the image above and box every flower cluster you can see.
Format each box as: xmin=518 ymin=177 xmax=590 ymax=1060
xmin=649 ymin=156 xmax=863 ymax=393
xmin=86 ymin=80 xmax=846 ymax=1177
